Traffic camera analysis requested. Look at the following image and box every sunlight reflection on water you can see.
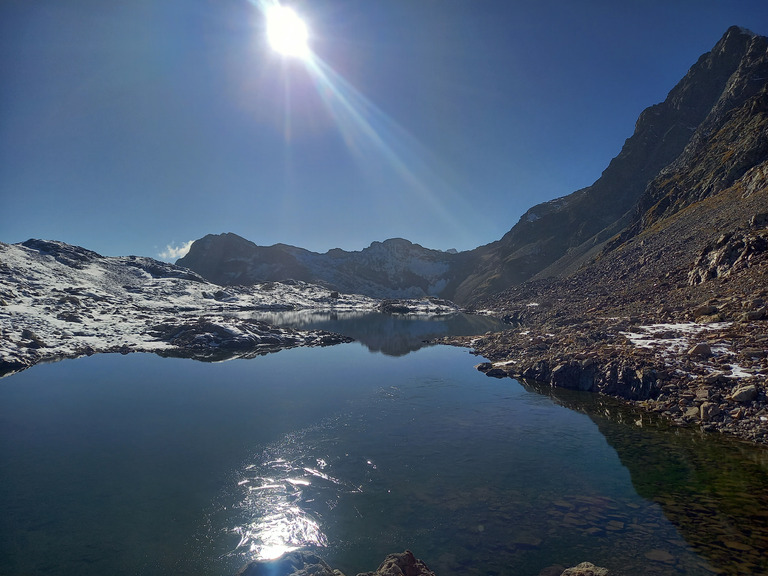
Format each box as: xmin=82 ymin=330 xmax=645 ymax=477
xmin=232 ymin=457 xmax=330 ymax=560
xmin=229 ymin=431 xmax=367 ymax=562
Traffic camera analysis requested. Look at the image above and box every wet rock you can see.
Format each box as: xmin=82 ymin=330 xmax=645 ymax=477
xmin=644 ymin=549 xmax=676 ymax=563
xmin=475 ymin=362 xmax=508 ymax=378
xmin=551 ymin=361 xmax=594 ymax=391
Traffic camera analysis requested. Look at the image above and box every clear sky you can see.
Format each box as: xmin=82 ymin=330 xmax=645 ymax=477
xmin=2 ymin=0 xmax=768 ymax=259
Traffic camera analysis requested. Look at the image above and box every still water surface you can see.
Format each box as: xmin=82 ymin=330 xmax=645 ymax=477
xmin=1 ymin=314 xmax=767 ymax=576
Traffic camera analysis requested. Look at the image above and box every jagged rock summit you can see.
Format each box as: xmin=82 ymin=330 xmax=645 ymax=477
xmin=179 ymin=27 xmax=767 ymax=310
xmin=451 ymin=25 xmax=768 ymax=304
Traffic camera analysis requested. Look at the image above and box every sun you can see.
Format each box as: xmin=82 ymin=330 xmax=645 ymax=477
xmin=266 ymin=5 xmax=310 ymax=60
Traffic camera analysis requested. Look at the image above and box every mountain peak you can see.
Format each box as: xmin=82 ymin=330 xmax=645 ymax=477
xmin=726 ymin=25 xmax=758 ymax=39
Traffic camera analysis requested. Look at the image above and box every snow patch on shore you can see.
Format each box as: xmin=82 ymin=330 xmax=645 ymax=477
xmin=620 ymin=321 xmax=755 ymax=378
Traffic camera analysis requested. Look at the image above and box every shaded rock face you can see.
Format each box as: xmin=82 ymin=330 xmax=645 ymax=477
xmin=177 ymin=233 xmax=314 ymax=287
xmin=688 ymin=229 xmax=768 ymax=285
xmin=637 ymin=31 xmax=768 ymax=230
xmin=178 ymin=234 xmax=459 ymax=300
xmin=452 ymin=26 xmax=768 ymax=305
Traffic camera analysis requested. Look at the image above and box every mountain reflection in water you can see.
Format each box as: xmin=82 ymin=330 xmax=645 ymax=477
xmin=521 ymin=379 xmax=768 ymax=575
xmin=2 ymin=321 xmax=767 ymax=576
xmin=251 ymin=311 xmax=506 ymax=356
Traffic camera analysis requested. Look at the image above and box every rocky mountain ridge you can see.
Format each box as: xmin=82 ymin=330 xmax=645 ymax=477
xmin=178 ymin=27 xmax=767 ymax=310
xmin=177 ymin=233 xmax=461 ymax=299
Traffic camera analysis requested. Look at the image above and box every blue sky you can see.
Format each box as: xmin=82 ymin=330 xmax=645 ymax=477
xmin=2 ymin=0 xmax=767 ymax=259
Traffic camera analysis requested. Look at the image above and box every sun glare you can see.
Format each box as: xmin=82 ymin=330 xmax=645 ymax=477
xmin=266 ymin=5 xmax=310 ymax=59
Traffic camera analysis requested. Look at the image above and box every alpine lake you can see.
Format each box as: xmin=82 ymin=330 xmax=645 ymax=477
xmin=1 ymin=312 xmax=767 ymax=576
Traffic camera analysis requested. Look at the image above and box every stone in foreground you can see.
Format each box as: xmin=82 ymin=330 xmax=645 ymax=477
xmin=236 ymin=551 xmax=608 ymax=576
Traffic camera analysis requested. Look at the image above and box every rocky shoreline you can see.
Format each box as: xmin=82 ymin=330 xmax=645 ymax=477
xmin=439 ymin=256 xmax=768 ymax=446
xmin=464 ymin=316 xmax=768 ymax=445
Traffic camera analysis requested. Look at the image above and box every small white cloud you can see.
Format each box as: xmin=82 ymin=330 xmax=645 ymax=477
xmin=158 ymin=240 xmax=194 ymax=260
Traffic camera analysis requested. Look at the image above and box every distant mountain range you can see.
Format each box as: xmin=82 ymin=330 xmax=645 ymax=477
xmin=177 ymin=234 xmax=460 ymax=299
xmin=178 ymin=26 xmax=768 ymax=306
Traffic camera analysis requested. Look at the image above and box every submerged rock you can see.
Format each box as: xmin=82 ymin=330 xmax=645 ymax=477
xmin=237 ymin=552 xmax=340 ymax=576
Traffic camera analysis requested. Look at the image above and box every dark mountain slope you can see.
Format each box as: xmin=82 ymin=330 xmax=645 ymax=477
xmin=637 ymin=32 xmax=768 ymax=232
xmin=177 ymin=233 xmax=460 ymax=299
xmin=176 ymin=233 xmax=315 ymax=286
xmin=449 ymin=26 xmax=763 ymax=304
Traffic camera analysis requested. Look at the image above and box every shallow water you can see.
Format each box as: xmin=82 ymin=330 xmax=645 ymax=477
xmin=1 ymin=319 xmax=767 ymax=576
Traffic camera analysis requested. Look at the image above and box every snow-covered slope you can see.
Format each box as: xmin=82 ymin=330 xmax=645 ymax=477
xmin=0 ymin=240 xmax=457 ymax=376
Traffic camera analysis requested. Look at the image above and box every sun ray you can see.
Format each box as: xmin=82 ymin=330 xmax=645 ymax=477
xmin=249 ymin=0 xmax=475 ymax=246
xmin=303 ymin=56 xmax=473 ymax=239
